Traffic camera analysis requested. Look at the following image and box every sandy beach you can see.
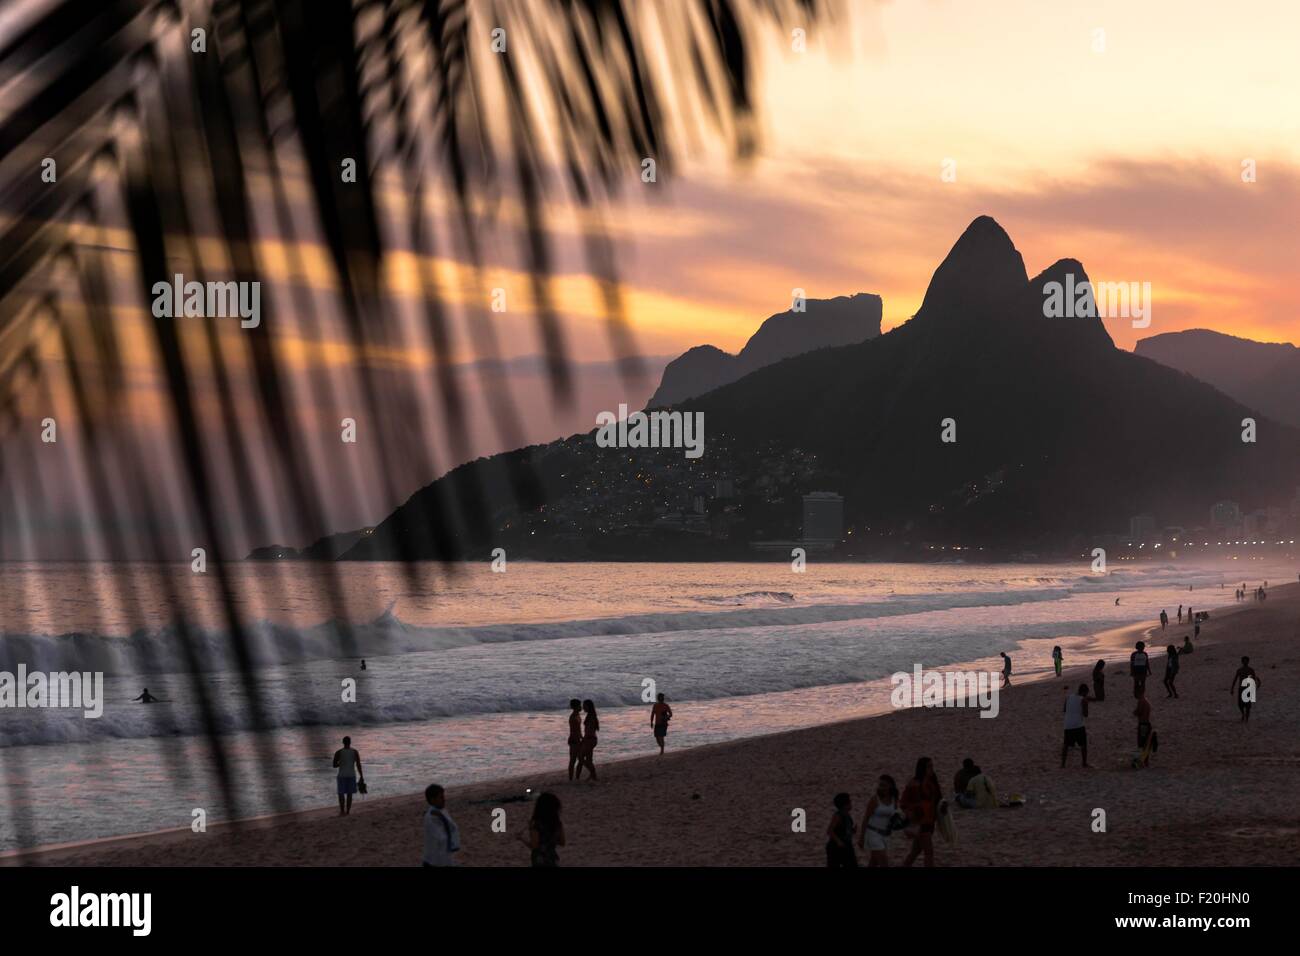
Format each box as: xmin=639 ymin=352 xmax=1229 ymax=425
xmin=11 ymin=582 xmax=1299 ymax=867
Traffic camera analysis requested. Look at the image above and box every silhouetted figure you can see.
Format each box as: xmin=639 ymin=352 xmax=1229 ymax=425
xmin=1181 ymin=634 xmax=1194 ymax=655
xmin=566 ymin=699 xmax=582 ymax=780
xmin=1162 ymin=645 xmax=1180 ymax=698
xmin=953 ymin=757 xmax=979 ymax=799
xmin=1133 ymin=690 xmax=1154 ymax=764
xmin=1061 ymin=684 xmax=1090 ymax=768
xmin=1129 ymin=641 xmax=1151 ymax=698
xmin=1000 ymin=652 xmax=1012 ymax=687
xmin=132 ymin=689 xmax=158 ymax=703
xmin=858 ymin=775 xmax=900 ymax=867
xmin=900 ymin=757 xmax=942 ymax=868
xmin=1231 ymin=657 xmax=1260 ymax=722
xmin=574 ymin=699 xmax=599 ymax=781
xmin=825 ymin=793 xmax=857 ymax=867
xmin=1159 ymin=609 xmax=1168 ymax=629
xmin=650 ymin=693 xmax=673 ymax=754
xmin=1052 ymin=645 xmax=1063 ymax=677
xmin=1092 ymin=660 xmax=1106 ymax=701
xmin=332 ymin=735 xmax=364 ymax=815
xmin=1177 ymin=604 xmax=1183 ymax=623
xmin=422 ymin=784 xmax=460 ymax=867
xmin=360 ymin=659 xmax=367 ymax=670
xmin=525 ymin=792 xmax=565 ymax=867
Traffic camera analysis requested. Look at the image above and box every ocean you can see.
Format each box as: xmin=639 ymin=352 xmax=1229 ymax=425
xmin=0 ymin=558 xmax=1291 ymax=851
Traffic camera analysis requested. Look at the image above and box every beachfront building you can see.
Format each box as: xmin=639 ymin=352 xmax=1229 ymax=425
xmin=802 ymin=491 xmax=844 ymax=544
xmin=1129 ymin=513 xmax=1157 ymax=540
xmin=1211 ymin=500 xmax=1241 ymax=530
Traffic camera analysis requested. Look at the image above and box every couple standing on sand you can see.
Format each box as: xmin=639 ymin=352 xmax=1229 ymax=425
xmin=567 ymin=699 xmax=600 ymax=781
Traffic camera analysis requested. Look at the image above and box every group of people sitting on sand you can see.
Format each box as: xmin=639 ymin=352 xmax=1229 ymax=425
xmin=825 ymin=755 xmax=1003 ymax=868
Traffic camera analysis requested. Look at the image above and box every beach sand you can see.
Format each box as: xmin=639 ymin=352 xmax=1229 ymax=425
xmin=11 ymin=582 xmax=1300 ymax=867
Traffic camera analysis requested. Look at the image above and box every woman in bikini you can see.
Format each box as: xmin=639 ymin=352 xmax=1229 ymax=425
xmin=575 ymin=699 xmax=599 ymax=782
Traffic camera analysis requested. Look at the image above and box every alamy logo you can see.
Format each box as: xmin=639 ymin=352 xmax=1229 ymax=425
xmin=152 ymin=273 xmax=261 ymax=328
xmin=0 ymin=665 xmax=103 ymax=718
xmin=50 ymin=886 xmax=151 ymax=936
xmin=595 ymin=403 xmax=704 ymax=459
xmin=1042 ymin=272 xmax=1151 ymax=328
xmin=890 ymin=664 xmax=1000 ymax=718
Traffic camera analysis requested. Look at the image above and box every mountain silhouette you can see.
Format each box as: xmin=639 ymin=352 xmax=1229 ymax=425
xmin=647 ymin=293 xmax=881 ymax=406
xmin=340 ymin=216 xmax=1300 ymax=559
xmin=1136 ymin=329 xmax=1300 ymax=428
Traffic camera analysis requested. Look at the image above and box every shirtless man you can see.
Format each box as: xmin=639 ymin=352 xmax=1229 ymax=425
xmin=650 ymin=693 xmax=673 ymax=755
xmin=567 ymin=699 xmax=583 ymax=780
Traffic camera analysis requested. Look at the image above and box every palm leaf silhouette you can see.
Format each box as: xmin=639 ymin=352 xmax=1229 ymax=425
xmin=0 ymin=0 xmax=832 ymax=854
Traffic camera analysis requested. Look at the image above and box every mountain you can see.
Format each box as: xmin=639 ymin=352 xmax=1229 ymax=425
xmin=247 ymin=528 xmax=371 ymax=561
xmin=646 ymin=292 xmax=882 ymax=406
xmin=340 ymin=216 xmax=1300 ymax=560
xmin=1135 ymin=329 xmax=1300 ymax=428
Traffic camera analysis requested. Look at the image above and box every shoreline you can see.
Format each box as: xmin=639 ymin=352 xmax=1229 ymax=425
xmin=9 ymin=583 xmax=1298 ymax=866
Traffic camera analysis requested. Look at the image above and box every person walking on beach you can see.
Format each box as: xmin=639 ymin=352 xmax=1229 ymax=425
xmin=825 ymin=793 xmax=857 ymax=867
xmin=900 ymin=757 xmax=942 ymax=868
xmin=522 ymin=792 xmax=565 ymax=867
xmin=1231 ymin=657 xmax=1260 ymax=723
xmin=1134 ymin=689 xmax=1154 ymax=758
xmin=1052 ymin=646 xmax=1063 ymax=677
xmin=422 ymin=784 xmax=460 ymax=867
xmin=1091 ymin=660 xmax=1106 ymax=701
xmin=1177 ymin=604 xmax=1183 ymax=623
xmin=857 ymin=775 xmax=900 ymax=867
xmin=1000 ymin=652 xmax=1012 ymax=687
xmin=333 ymin=736 xmax=364 ymax=816
xmin=1159 ymin=609 xmax=1168 ymax=630
xmin=1162 ymin=645 xmax=1180 ymax=698
xmin=566 ymin=699 xmax=583 ymax=780
xmin=574 ymin=699 xmax=599 ymax=781
xmin=1129 ymin=641 xmax=1151 ymax=699
xmin=650 ymin=693 xmax=673 ymax=755
xmin=1061 ymin=684 xmax=1090 ymax=768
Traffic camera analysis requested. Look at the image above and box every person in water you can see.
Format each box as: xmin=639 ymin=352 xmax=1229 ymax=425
xmin=1000 ymin=652 xmax=1012 ymax=687
xmin=1091 ymin=660 xmax=1106 ymax=701
xmin=900 ymin=757 xmax=942 ymax=868
xmin=1052 ymin=646 xmax=1063 ymax=677
xmin=524 ymin=791 xmax=565 ymax=867
xmin=858 ymin=775 xmax=900 ymax=867
xmin=1129 ymin=641 xmax=1151 ymax=699
xmin=1231 ymin=656 xmax=1260 ymax=723
xmin=566 ymin=699 xmax=583 ymax=781
xmin=825 ymin=792 xmax=857 ymax=867
xmin=332 ymin=735 xmax=364 ymax=816
xmin=132 ymin=688 xmax=158 ymax=703
xmin=360 ymin=659 xmax=366 ymax=670
xmin=574 ymin=700 xmax=599 ymax=782
xmin=1162 ymin=645 xmax=1180 ymax=699
xmin=1061 ymin=684 xmax=1090 ymax=768
xmin=650 ymin=693 xmax=673 ymax=755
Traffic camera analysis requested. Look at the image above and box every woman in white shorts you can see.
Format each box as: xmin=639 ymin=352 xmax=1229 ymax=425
xmin=857 ymin=774 xmax=901 ymax=866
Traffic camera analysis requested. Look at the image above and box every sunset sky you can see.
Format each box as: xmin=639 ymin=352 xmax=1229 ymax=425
xmin=5 ymin=0 xmax=1299 ymax=557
